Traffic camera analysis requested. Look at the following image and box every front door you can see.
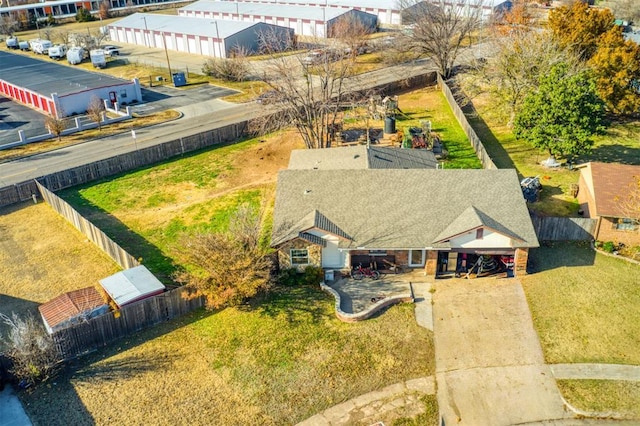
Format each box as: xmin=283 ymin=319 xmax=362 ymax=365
xmin=321 ymin=238 xmax=346 ymax=268
xmin=409 ymin=249 xmax=425 ymax=267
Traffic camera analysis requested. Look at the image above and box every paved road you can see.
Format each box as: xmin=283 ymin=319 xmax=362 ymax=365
xmin=433 ymin=278 xmax=569 ymax=426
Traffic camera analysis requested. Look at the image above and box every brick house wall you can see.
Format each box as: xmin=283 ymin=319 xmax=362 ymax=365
xmin=277 ymin=239 xmax=322 ymax=270
xmin=596 ymin=217 xmax=640 ymax=247
xmin=577 ymin=172 xmax=596 ymax=218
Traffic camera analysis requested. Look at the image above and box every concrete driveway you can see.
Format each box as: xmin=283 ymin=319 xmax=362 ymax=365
xmin=433 ymin=278 xmax=569 ymax=425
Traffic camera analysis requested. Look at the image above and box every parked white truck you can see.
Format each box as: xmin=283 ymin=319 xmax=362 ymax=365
xmin=30 ymin=39 xmax=52 ymax=55
xmin=48 ymin=44 xmax=67 ymax=60
xmin=89 ymin=49 xmax=106 ymax=68
xmin=66 ymin=46 xmax=85 ymax=65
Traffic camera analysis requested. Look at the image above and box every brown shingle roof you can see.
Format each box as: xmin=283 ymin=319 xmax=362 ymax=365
xmin=38 ymin=287 xmax=106 ymax=330
xmin=585 ymin=162 xmax=640 ymax=218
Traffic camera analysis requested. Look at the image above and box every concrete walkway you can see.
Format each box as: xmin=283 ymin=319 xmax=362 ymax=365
xmin=0 ymin=386 xmax=31 ymax=426
xmin=297 ymin=377 xmax=435 ymax=426
xmin=550 ymin=363 xmax=640 ymax=381
xmin=433 ymin=278 xmax=569 ymax=426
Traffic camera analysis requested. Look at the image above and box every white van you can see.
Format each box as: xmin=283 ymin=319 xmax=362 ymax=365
xmin=48 ymin=44 xmax=67 ymax=60
xmin=67 ymin=46 xmax=85 ymax=65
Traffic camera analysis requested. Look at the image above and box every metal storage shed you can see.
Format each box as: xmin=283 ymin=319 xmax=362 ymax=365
xmin=38 ymin=287 xmax=109 ymax=334
xmin=99 ymin=265 xmax=166 ymax=308
xmin=223 ymin=0 xmax=401 ymax=25
xmin=0 ymin=51 xmax=142 ymax=118
xmin=108 ymin=12 xmax=294 ymax=57
xmin=179 ymin=1 xmax=378 ymax=38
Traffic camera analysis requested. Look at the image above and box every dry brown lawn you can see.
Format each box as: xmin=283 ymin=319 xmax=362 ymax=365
xmin=0 ymin=202 xmax=120 ymax=339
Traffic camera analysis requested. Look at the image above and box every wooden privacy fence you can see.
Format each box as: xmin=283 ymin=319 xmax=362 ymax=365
xmin=0 ymin=120 xmax=249 ymax=208
xmin=532 ymin=216 xmax=597 ymax=241
xmin=36 ymin=181 xmax=139 ymax=269
xmin=52 ymin=287 xmax=205 ymax=360
xmin=437 ymin=74 xmax=497 ymax=170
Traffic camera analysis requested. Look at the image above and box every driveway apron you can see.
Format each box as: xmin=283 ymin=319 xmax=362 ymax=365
xmin=433 ymin=278 xmax=568 ymax=425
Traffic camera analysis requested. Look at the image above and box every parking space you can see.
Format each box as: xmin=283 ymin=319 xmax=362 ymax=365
xmin=0 ymin=96 xmax=46 ymax=146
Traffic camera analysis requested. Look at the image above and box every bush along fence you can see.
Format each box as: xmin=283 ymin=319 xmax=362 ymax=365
xmin=437 ymin=73 xmax=497 ymax=170
xmin=52 ymin=287 xmax=205 ymax=360
xmin=0 ymin=119 xmax=249 ymax=208
xmin=35 ymin=181 xmax=139 ymax=270
xmin=531 ymin=216 xmax=597 ymax=241
xmin=0 ymin=102 xmax=133 ymax=151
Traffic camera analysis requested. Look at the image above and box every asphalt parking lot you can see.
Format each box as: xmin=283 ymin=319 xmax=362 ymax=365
xmin=0 ymin=96 xmax=46 ymax=146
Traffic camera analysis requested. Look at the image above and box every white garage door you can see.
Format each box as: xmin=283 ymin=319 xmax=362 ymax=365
xmin=188 ymin=37 xmax=197 ymax=53
xmin=175 ymin=35 xmax=185 ymax=52
xmin=200 ymin=38 xmax=211 ymax=56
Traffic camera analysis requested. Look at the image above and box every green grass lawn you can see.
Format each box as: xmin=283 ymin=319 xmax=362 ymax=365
xmin=398 ymin=88 xmax=482 ymax=169
xmin=521 ymin=242 xmax=640 ymax=365
xmin=557 ymin=380 xmax=640 ymax=418
xmin=20 ymin=285 xmax=435 ymax=425
xmin=467 ymin=97 xmax=640 ymax=216
xmin=59 ymin=137 xmax=276 ymax=283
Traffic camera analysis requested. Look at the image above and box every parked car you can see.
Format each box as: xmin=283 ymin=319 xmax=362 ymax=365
xmin=102 ymin=45 xmax=120 ymax=57
xmin=256 ymin=90 xmax=281 ymax=105
xmin=301 ymin=49 xmax=339 ymax=66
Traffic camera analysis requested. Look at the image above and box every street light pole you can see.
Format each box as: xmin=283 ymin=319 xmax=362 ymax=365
xmin=214 ymin=20 xmax=222 ymax=58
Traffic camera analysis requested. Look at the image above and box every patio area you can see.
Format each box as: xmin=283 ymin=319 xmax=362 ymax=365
xmin=323 ymin=270 xmax=430 ymax=321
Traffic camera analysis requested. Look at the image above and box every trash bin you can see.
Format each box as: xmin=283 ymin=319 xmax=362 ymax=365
xmin=384 ymin=116 xmax=396 ymax=134
xmin=324 ymin=270 xmax=334 ymax=282
xmin=172 ymin=72 xmax=187 ymax=87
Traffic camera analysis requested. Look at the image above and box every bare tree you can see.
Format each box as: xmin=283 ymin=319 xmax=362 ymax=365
xmin=87 ymin=95 xmax=105 ymax=130
xmin=254 ymin=27 xmax=367 ymax=149
xmin=604 ymin=0 xmax=640 ymax=22
xmin=41 ymin=23 xmax=54 ymax=42
xmin=0 ymin=15 xmax=19 ymax=36
xmin=399 ymin=0 xmax=487 ymax=78
xmin=0 ymin=313 xmax=61 ymax=387
xmin=45 ymin=114 xmax=66 ymax=141
xmin=174 ymin=203 xmax=273 ymax=310
xmin=99 ymin=0 xmax=111 ymax=20
xmin=202 ymin=48 xmax=250 ymax=82
xmin=54 ymin=28 xmax=72 ymax=46
xmin=462 ymin=30 xmax=582 ymax=125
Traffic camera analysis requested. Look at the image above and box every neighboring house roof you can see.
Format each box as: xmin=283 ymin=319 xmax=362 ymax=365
xmin=38 ymin=287 xmax=107 ymax=331
xmin=577 ymin=162 xmax=640 ymax=218
xmin=99 ymin=265 xmax=165 ymax=308
xmin=272 ymin=169 xmax=539 ymax=249
xmin=288 ymin=146 xmax=438 ymax=170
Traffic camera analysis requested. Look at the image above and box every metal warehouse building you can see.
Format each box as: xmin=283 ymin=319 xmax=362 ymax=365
xmin=108 ymin=12 xmax=294 ymax=57
xmin=224 ymin=0 xmax=401 ymax=25
xmin=178 ymin=1 xmax=378 ymax=38
xmin=0 ymin=51 xmax=142 ymax=119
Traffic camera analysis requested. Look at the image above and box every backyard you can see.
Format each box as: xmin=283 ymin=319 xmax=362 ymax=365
xmin=521 ymin=242 xmax=640 ymax=416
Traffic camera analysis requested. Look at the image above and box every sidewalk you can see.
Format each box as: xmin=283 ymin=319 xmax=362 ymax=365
xmin=0 ymin=386 xmax=31 ymax=426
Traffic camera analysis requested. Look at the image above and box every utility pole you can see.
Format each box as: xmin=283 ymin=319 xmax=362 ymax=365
xmin=214 ymin=20 xmax=222 ymax=58
xmin=161 ymin=31 xmax=174 ymax=85
xmin=142 ymin=16 xmax=149 ymax=47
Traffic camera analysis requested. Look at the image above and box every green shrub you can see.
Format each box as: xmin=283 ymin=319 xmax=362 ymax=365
xmin=278 ymin=266 xmax=323 ymax=286
xmin=602 ymin=241 xmax=615 ymax=253
xmin=75 ymin=8 xmax=94 ymax=22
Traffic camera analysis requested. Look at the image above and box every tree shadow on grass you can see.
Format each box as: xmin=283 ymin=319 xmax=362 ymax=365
xmin=527 ymin=241 xmax=596 ymax=273
xmin=244 ymin=285 xmax=330 ymax=324
xmin=578 ymin=144 xmax=640 ymax=166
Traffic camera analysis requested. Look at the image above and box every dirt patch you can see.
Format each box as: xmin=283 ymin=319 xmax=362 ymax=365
xmin=0 ymin=202 xmax=121 ymax=337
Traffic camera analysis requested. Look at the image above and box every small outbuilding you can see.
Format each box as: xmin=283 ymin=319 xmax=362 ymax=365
xmin=99 ymin=265 xmax=166 ymax=308
xmin=38 ymin=287 xmax=109 ymax=334
xmin=108 ymin=12 xmax=294 ymax=57
xmin=178 ymin=1 xmax=378 ymax=38
xmin=0 ymin=51 xmax=142 ymax=118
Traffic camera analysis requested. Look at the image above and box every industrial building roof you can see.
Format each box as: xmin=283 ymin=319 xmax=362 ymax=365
xmin=110 ymin=12 xmax=276 ymax=38
xmin=0 ymin=50 xmax=134 ymax=98
xmin=226 ymin=0 xmax=400 ymax=9
xmin=181 ymin=0 xmax=365 ymax=21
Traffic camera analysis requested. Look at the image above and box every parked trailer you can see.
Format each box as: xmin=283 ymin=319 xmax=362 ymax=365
xmin=30 ymin=39 xmax=52 ymax=54
xmin=48 ymin=44 xmax=68 ymax=60
xmin=89 ymin=49 xmax=106 ymax=68
xmin=66 ymin=46 xmax=85 ymax=65
xmin=6 ymin=37 xmax=18 ymax=49
xmin=18 ymin=41 xmax=30 ymax=51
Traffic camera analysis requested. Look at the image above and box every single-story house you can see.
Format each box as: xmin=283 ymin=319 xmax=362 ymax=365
xmin=576 ymin=162 xmax=640 ymax=246
xmin=178 ymin=1 xmax=378 ymax=38
xmin=108 ymin=13 xmax=294 ymax=58
xmin=288 ymin=145 xmax=438 ymax=170
xmin=38 ymin=287 xmax=109 ymax=334
xmin=99 ymin=265 xmax=166 ymax=308
xmin=271 ymin=166 xmax=539 ymax=277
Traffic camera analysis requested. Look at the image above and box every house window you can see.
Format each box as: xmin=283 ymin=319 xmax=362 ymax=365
xmin=369 ymin=250 xmax=387 ymax=256
xmin=615 ymin=218 xmax=638 ymax=231
xmin=291 ymin=249 xmax=309 ymax=265
xmin=476 ymin=228 xmax=484 ymax=239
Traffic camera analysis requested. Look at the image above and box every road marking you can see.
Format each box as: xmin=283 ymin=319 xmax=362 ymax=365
xmin=1 ymin=167 xmax=37 ymax=178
